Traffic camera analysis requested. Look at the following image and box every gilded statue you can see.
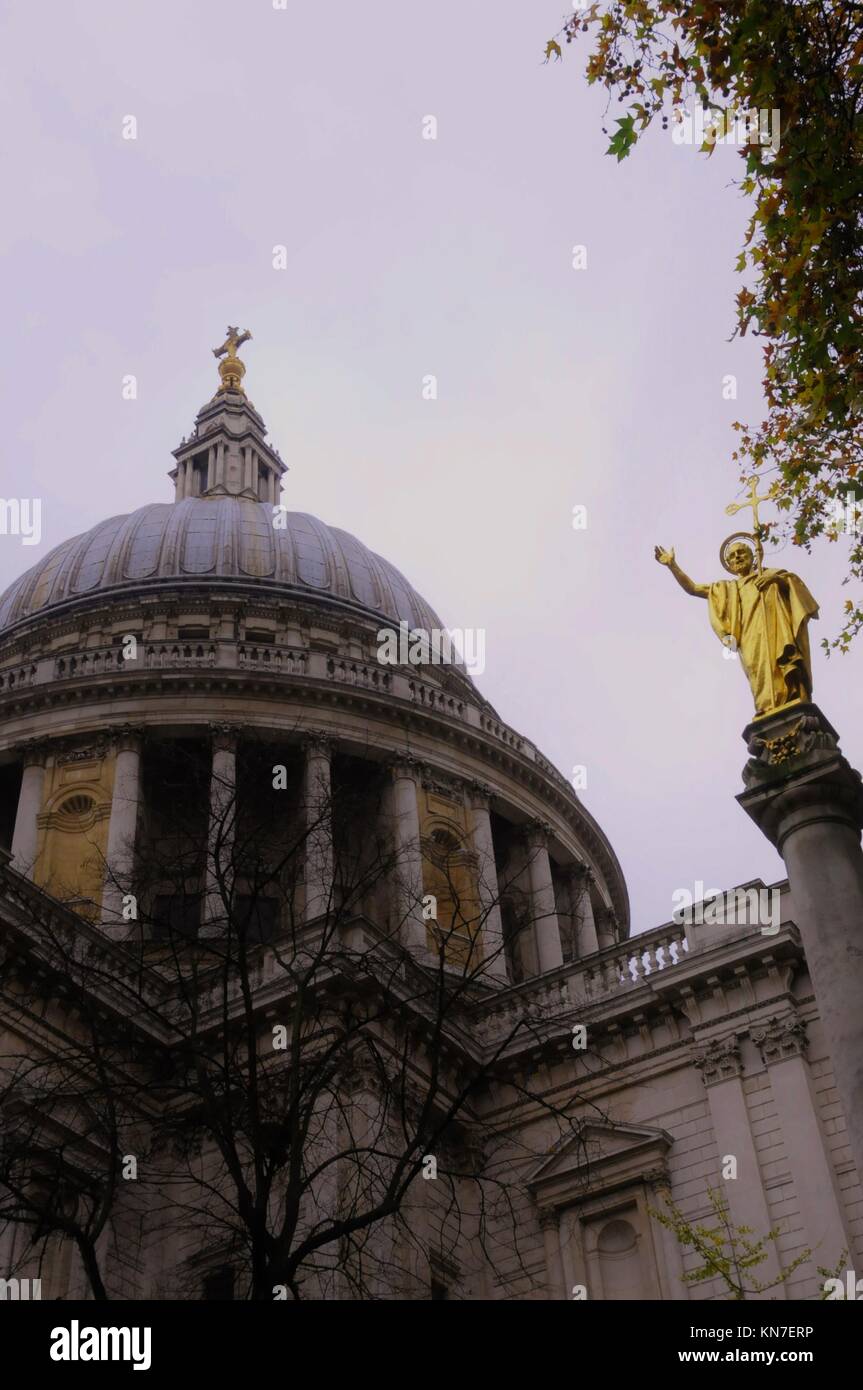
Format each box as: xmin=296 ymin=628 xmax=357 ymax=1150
xmin=655 ymin=480 xmax=819 ymax=719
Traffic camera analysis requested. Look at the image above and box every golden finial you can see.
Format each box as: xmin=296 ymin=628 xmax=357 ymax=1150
xmin=212 ymin=326 xmax=252 ymax=395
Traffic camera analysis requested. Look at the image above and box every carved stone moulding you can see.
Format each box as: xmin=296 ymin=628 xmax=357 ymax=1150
xmin=693 ymin=1032 xmax=742 ymax=1086
xmin=741 ymin=701 xmax=839 ymax=789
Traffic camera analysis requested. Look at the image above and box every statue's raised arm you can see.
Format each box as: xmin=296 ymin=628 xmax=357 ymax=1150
xmin=654 ymin=545 xmax=709 ymax=599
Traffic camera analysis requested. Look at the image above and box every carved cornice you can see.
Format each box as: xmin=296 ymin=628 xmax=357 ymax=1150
xmin=751 ymin=1012 xmax=808 ymax=1066
xmin=693 ymin=1033 xmax=742 ymax=1086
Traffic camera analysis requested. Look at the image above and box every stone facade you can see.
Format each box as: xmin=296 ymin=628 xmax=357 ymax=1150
xmin=0 ymin=375 xmax=859 ymax=1301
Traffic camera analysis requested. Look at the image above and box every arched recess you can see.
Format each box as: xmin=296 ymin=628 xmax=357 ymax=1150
xmin=421 ymin=820 xmax=481 ymax=967
xmin=595 ymin=1216 xmax=648 ymax=1300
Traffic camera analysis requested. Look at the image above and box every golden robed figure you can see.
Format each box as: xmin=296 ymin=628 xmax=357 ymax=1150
xmin=655 ymin=480 xmax=819 ymax=719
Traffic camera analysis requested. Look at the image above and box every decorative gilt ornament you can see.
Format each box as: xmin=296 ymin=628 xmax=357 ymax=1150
xmin=655 ymin=476 xmax=820 ymax=719
xmin=212 ymin=326 xmax=252 ymax=395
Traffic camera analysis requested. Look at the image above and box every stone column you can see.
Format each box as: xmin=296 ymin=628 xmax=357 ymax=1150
xmin=596 ymin=905 xmax=617 ymax=951
xmin=558 ymin=1207 xmax=589 ymax=1299
xmin=539 ymin=1209 xmax=566 ymax=1299
xmin=694 ymin=1033 xmax=785 ymax=1298
xmin=303 ymin=733 xmax=334 ymax=923
xmin=568 ymin=863 xmax=599 ymax=958
xmin=738 ymin=703 xmax=863 ymax=1188
xmin=751 ymin=1012 xmax=854 ymax=1275
xmin=206 ymin=445 xmax=216 ymax=490
xmin=102 ymin=726 xmax=144 ymax=935
xmin=10 ymin=739 xmax=49 ymax=878
xmin=202 ymin=724 xmax=238 ymax=935
xmin=389 ymin=758 xmax=427 ymax=957
xmin=468 ymin=782 xmax=507 ymax=983
xmin=523 ymin=820 xmax=563 ymax=974
xmin=644 ymin=1168 xmax=689 ymax=1300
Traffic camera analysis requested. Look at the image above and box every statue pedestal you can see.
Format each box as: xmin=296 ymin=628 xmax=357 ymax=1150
xmin=738 ymin=702 xmax=863 ymax=1188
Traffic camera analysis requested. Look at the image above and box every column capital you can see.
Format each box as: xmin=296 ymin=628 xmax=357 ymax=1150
xmin=466 ymin=778 xmax=494 ymax=809
xmin=109 ymin=723 xmax=145 ymax=754
xmin=567 ymin=860 xmax=594 ymax=888
xmin=538 ymin=1207 xmax=561 ymax=1232
xmin=15 ymin=737 xmax=51 ymax=768
xmin=693 ymin=1032 xmax=743 ymax=1086
xmin=642 ymin=1165 xmax=672 ymax=1193
xmin=209 ymin=722 xmax=240 ymax=753
xmin=387 ymin=752 xmax=428 ymax=783
xmin=522 ymin=818 xmax=553 ymax=850
xmin=302 ymin=729 xmax=336 ymax=756
xmin=751 ymin=1012 xmax=808 ymax=1066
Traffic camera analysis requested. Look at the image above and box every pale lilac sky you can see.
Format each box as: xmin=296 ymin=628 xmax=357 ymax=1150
xmin=2 ymin=0 xmax=860 ymax=934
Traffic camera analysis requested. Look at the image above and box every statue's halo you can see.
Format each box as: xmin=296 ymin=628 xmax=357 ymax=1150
xmin=720 ymin=532 xmax=758 ymax=574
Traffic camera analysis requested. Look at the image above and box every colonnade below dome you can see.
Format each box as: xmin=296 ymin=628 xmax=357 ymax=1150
xmin=3 ymin=726 xmax=617 ymax=984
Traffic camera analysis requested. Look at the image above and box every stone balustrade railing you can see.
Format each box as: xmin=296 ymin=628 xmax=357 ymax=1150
xmin=55 ymin=647 xmax=127 ymax=679
xmin=473 ymin=922 xmax=693 ymax=1045
xmin=145 ymin=643 xmax=216 ymax=669
xmin=0 ymin=663 xmax=36 ymax=692
xmin=241 ymin=645 xmax=307 ymax=675
xmin=325 ymin=657 xmax=390 ymax=691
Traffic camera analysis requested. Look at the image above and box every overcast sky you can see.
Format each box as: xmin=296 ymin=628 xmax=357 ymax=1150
xmin=2 ymin=0 xmax=860 ymax=935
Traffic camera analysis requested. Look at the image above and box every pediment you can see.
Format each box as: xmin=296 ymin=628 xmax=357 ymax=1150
xmin=527 ymin=1122 xmax=672 ymax=1206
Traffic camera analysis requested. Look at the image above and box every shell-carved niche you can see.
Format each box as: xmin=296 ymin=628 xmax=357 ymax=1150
xmin=35 ymin=749 xmax=114 ymax=916
xmin=420 ymin=799 xmax=482 ymax=965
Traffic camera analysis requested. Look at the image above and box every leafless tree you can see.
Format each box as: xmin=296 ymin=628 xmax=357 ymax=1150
xmin=1 ymin=735 xmax=612 ymax=1300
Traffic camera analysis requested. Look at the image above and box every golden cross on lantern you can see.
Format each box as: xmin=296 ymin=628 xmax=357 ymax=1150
xmin=725 ymin=476 xmax=777 ymax=574
xmin=212 ymin=326 xmax=253 ymax=395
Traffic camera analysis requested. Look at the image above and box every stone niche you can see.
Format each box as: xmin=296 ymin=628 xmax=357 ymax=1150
xmin=34 ymin=743 xmax=115 ymax=918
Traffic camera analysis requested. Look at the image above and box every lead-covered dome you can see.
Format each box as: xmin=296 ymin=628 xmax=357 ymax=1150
xmin=0 ymin=498 xmax=445 ymax=636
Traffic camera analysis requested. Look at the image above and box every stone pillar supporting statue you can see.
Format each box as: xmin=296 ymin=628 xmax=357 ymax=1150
xmin=750 ymin=1011 xmax=854 ymax=1273
xmin=102 ymin=726 xmax=144 ymax=935
xmin=567 ymin=863 xmax=599 ymax=958
xmin=522 ymin=820 xmax=563 ymax=974
xmin=10 ymin=739 xmax=49 ymax=879
xmin=303 ymin=733 xmax=335 ymax=923
xmin=388 ymin=758 xmax=427 ymax=958
xmin=693 ymin=1032 xmax=785 ymax=1298
xmin=738 ymin=702 xmax=863 ymax=1189
xmin=467 ymin=782 xmax=507 ymax=983
xmin=202 ymin=724 xmax=238 ymax=935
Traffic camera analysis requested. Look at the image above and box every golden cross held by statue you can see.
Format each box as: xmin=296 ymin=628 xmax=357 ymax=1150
xmin=725 ymin=476 xmax=777 ymax=574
